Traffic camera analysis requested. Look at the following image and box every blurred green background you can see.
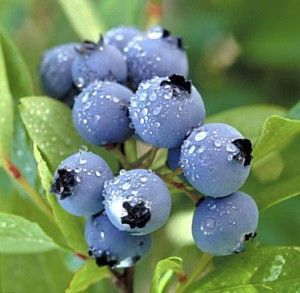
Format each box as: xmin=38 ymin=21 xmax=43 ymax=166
xmin=0 ymin=0 xmax=299 ymax=291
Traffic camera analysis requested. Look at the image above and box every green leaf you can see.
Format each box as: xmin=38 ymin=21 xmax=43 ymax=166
xmin=189 ymin=246 xmax=300 ymax=292
xmin=0 ymin=32 xmax=14 ymax=163
xmin=57 ymin=0 xmax=105 ymax=41
xmin=0 ymin=251 xmax=72 ymax=292
xmin=0 ymin=28 xmax=35 ymax=184
xmin=253 ymin=115 xmax=300 ymax=161
xmin=206 ymin=104 xmax=286 ymax=142
xmin=19 ymin=96 xmax=118 ymax=172
xmin=287 ymin=101 xmax=300 ymax=120
xmin=245 ymin=138 xmax=300 ymax=212
xmin=66 ymin=260 xmax=111 ymax=293
xmin=33 ymin=144 xmax=88 ymax=255
xmin=0 ymin=212 xmax=58 ymax=253
xmin=151 ymin=256 xmax=183 ymax=293
xmin=2 ymin=190 xmax=68 ymax=250
xmin=0 ymin=28 xmax=34 ymax=98
xmin=125 ymin=138 xmax=138 ymax=163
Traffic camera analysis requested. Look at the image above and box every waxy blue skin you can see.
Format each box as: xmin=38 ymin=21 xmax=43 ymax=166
xmin=129 ymin=76 xmax=205 ymax=148
xmin=72 ymin=81 xmax=134 ymax=145
xmin=192 ymin=192 xmax=258 ymax=256
xmin=181 ymin=123 xmax=251 ymax=197
xmin=85 ymin=213 xmax=151 ymax=268
xmin=71 ymin=39 xmax=127 ymax=90
xmin=104 ymin=169 xmax=171 ymax=235
xmin=124 ymin=27 xmax=188 ymax=87
xmin=51 ymin=151 xmax=113 ymax=216
xmin=167 ymin=147 xmax=182 ymax=170
xmin=40 ymin=43 xmax=78 ymax=100
xmin=105 ymin=25 xmax=143 ymax=53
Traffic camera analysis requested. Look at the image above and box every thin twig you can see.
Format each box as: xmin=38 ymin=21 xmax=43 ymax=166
xmin=159 ymin=173 xmax=200 ymax=203
xmin=166 ymin=167 xmax=183 ymax=180
xmin=143 ymin=148 xmax=159 ymax=168
xmin=130 ymin=148 xmax=154 ymax=168
xmin=113 ymin=145 xmax=131 ymax=170
xmin=109 ymin=268 xmax=134 ymax=293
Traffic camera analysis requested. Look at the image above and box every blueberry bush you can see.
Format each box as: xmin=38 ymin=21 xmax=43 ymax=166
xmin=0 ymin=0 xmax=300 ymax=292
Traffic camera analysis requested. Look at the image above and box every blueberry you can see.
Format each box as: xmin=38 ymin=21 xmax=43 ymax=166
xmin=192 ymin=192 xmax=258 ymax=256
xmin=51 ymin=151 xmax=113 ymax=216
xmin=85 ymin=212 xmax=151 ymax=268
xmin=104 ymin=169 xmax=171 ymax=235
xmin=124 ymin=27 xmax=188 ymax=87
xmin=167 ymin=147 xmax=181 ymax=170
xmin=129 ymin=75 xmax=205 ymax=148
xmin=181 ymin=123 xmax=252 ymax=197
xmin=72 ymin=81 xmax=134 ymax=145
xmin=40 ymin=43 xmax=78 ymax=100
xmin=104 ymin=25 xmax=143 ymax=53
xmin=71 ymin=36 xmax=127 ymax=89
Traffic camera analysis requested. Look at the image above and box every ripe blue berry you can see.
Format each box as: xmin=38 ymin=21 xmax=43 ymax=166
xmin=104 ymin=169 xmax=171 ymax=235
xmin=105 ymin=25 xmax=143 ymax=53
xmin=72 ymin=81 xmax=134 ymax=145
xmin=71 ymin=36 xmax=127 ymax=89
xmin=192 ymin=192 xmax=258 ymax=256
xmin=129 ymin=75 xmax=205 ymax=148
xmin=51 ymin=151 xmax=113 ymax=216
xmin=40 ymin=43 xmax=78 ymax=100
xmin=85 ymin=212 xmax=151 ymax=268
xmin=167 ymin=147 xmax=181 ymax=170
xmin=181 ymin=123 xmax=252 ymax=197
xmin=124 ymin=27 xmax=188 ymax=87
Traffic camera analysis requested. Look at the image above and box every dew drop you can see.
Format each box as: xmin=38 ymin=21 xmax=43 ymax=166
xmin=122 ymin=182 xmax=131 ymax=190
xmin=80 ymin=158 xmax=87 ymax=165
xmin=153 ymin=106 xmax=162 ymax=115
xmin=141 ymin=108 xmax=148 ymax=116
xmin=188 ymin=145 xmax=196 ymax=154
xmin=195 ymin=131 xmax=207 ymax=141
xmin=227 ymin=155 xmax=233 ymax=161
xmin=226 ymin=143 xmax=237 ymax=153
xmin=214 ymin=139 xmax=222 ymax=148
xmin=198 ymin=145 xmax=206 ymax=153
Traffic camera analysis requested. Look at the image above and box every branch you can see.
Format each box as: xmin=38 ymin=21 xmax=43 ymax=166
xmin=159 ymin=173 xmax=200 ymax=203
xmin=109 ymin=267 xmax=134 ymax=293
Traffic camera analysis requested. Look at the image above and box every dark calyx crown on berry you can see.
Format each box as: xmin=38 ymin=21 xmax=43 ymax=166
xmin=88 ymin=250 xmax=118 ymax=267
xmin=232 ymin=138 xmax=253 ymax=166
xmin=51 ymin=168 xmax=77 ymax=199
xmin=121 ymin=202 xmax=151 ymax=229
xmin=75 ymin=35 xmax=105 ymax=55
xmin=161 ymin=74 xmax=192 ymax=94
xmin=244 ymin=231 xmax=257 ymax=241
xmin=148 ymin=27 xmax=184 ymax=50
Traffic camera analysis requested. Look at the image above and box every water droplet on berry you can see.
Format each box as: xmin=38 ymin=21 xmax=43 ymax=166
xmin=195 ymin=131 xmax=207 ymax=141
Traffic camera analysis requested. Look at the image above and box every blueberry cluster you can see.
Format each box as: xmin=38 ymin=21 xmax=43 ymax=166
xmin=43 ymin=25 xmax=259 ymax=267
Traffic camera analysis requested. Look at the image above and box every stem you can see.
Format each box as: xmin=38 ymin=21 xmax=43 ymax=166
xmin=113 ymin=145 xmax=131 ymax=170
xmin=123 ymin=267 xmax=134 ymax=293
xmin=131 ymin=148 xmax=154 ymax=168
xmin=160 ymin=174 xmax=200 ymax=203
xmin=146 ymin=0 xmax=163 ymax=28
xmin=2 ymin=153 xmax=53 ymax=220
xmin=143 ymin=148 xmax=158 ymax=168
xmin=176 ymin=253 xmax=213 ymax=293
xmin=166 ymin=168 xmax=183 ymax=180
xmin=109 ymin=268 xmax=134 ymax=293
